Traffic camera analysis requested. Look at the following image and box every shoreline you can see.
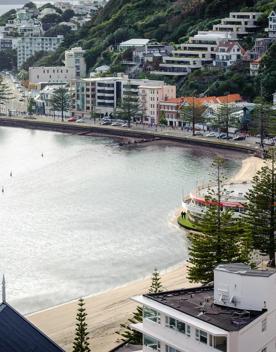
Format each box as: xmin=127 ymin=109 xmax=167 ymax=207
xmin=0 ymin=116 xmax=258 ymax=154
xmin=28 ymin=262 xmax=192 ymax=352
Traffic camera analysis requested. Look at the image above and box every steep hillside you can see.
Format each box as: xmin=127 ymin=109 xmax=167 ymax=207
xmin=35 ymin=0 xmax=275 ymax=70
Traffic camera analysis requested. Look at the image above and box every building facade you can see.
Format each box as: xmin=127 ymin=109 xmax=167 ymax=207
xmin=17 ymin=35 xmax=64 ymax=68
xmin=71 ymin=75 xmax=175 ymax=124
xmin=266 ymin=11 xmax=276 ymax=38
xmin=131 ymin=263 xmax=276 ymax=352
xmin=213 ymin=41 xmax=244 ymax=67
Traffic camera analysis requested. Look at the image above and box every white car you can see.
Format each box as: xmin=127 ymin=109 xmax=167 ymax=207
xmin=76 ymin=118 xmax=85 ymax=123
xmin=206 ymin=132 xmax=217 ymax=137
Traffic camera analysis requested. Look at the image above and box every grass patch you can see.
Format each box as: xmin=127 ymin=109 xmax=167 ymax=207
xmin=177 ymin=215 xmax=201 ymax=232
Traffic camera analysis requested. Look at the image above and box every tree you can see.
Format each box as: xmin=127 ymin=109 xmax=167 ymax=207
xmin=118 ymin=81 xmax=140 ymax=127
xmin=245 ymin=150 xmax=276 ymax=267
xmin=41 ymin=13 xmax=62 ymax=31
xmin=49 ymin=87 xmax=70 ymax=121
xmin=117 ymin=268 xmax=164 ymax=344
xmin=62 ymin=9 xmax=75 ymax=22
xmin=211 ymin=102 xmax=238 ymax=137
xmin=27 ymin=97 xmax=36 ymax=115
xmin=180 ymin=98 xmax=205 ymax=135
xmin=187 ymin=157 xmax=252 ymax=283
xmin=149 ymin=268 xmax=163 ymax=294
xmin=73 ymin=298 xmax=91 ymax=352
xmin=249 ymin=98 xmax=276 ymax=149
xmin=0 ymin=76 xmax=12 ymax=104
xmin=0 ymin=49 xmax=17 ymax=71
xmin=159 ymin=111 xmax=167 ymax=127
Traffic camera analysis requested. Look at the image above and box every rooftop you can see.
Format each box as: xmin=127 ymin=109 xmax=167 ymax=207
xmin=161 ymin=94 xmax=242 ymax=106
xmin=120 ymin=38 xmax=150 ymax=47
xmin=216 ymin=263 xmax=276 ymax=277
xmin=144 ymin=286 xmax=265 ymax=332
xmin=0 ymin=303 xmax=64 ymax=351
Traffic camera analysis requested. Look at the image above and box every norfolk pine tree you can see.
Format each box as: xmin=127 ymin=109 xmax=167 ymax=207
xmin=0 ymin=75 xmax=12 ymax=104
xmin=245 ymin=148 xmax=276 ymax=267
xmin=180 ymin=98 xmax=205 ymax=136
xmin=117 ymin=268 xmax=164 ymax=344
xmin=72 ymin=298 xmax=91 ymax=352
xmin=149 ymin=268 xmax=163 ymax=294
xmin=188 ymin=157 xmax=252 ymax=284
xmin=50 ymin=87 xmax=70 ymax=122
xmin=119 ymin=80 xmax=140 ymax=127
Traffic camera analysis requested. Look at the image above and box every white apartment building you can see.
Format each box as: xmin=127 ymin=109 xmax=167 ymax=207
xmin=29 ymin=66 xmax=75 ymax=87
xmin=213 ymin=41 xmax=244 ymax=67
xmin=64 ymin=47 xmax=86 ymax=79
xmin=0 ymin=37 xmax=17 ymax=51
xmin=213 ymin=12 xmax=262 ymax=37
xmin=71 ymin=75 xmax=175 ymax=124
xmin=17 ymin=35 xmax=64 ymax=68
xmin=131 ymin=263 xmax=276 ymax=352
xmin=29 ymin=47 xmax=86 ymax=86
xmin=265 ymin=11 xmax=276 ymax=38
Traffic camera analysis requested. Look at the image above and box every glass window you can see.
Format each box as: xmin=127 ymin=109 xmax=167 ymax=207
xmin=196 ymin=329 xmax=208 ymax=344
xmin=262 ymin=318 xmax=267 ymax=332
xmin=144 ymin=335 xmax=160 ymax=351
xmin=165 ymin=345 xmax=180 ymax=352
xmin=143 ymin=307 xmax=160 ymax=324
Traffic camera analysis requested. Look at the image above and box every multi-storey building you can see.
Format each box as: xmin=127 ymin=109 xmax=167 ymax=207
xmin=131 ymin=263 xmax=276 ymax=352
xmin=64 ymin=47 xmax=86 ymax=79
xmin=151 ymin=12 xmax=262 ymax=77
xmin=71 ymin=75 xmax=175 ymax=124
xmin=17 ymin=35 xmax=64 ymax=68
xmin=0 ymin=38 xmax=18 ymax=51
xmin=265 ymin=11 xmax=276 ymax=38
xmin=29 ymin=47 xmax=86 ymax=87
xmin=213 ymin=12 xmax=262 ymax=37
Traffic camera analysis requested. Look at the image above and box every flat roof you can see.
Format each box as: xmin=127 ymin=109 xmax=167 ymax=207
xmin=143 ymin=287 xmax=264 ymax=332
xmin=120 ymin=39 xmax=150 ymax=46
xmin=216 ymin=263 xmax=276 ymax=277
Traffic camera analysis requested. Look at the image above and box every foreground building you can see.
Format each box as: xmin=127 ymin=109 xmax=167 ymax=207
xmin=0 ymin=277 xmax=64 ymax=351
xmin=131 ymin=263 xmax=276 ymax=352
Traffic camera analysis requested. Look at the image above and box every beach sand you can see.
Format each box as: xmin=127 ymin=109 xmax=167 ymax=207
xmin=28 ymin=264 xmax=193 ymax=352
xmin=28 ymin=156 xmax=265 ymax=351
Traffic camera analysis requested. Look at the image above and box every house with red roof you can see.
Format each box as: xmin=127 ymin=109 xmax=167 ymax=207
xmin=159 ymin=94 xmax=243 ymax=127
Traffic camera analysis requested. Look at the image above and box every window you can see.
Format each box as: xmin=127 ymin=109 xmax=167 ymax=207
xmin=143 ymin=307 xmax=160 ymax=324
xmin=144 ymin=335 xmax=160 ymax=351
xmin=261 ymin=348 xmax=267 ymax=352
xmin=165 ymin=316 xmax=190 ymax=336
xmin=262 ymin=318 xmax=267 ymax=332
xmin=196 ymin=329 xmax=208 ymax=344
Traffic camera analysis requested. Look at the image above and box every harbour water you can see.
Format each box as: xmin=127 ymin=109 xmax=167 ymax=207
xmin=0 ymin=127 xmax=242 ymax=314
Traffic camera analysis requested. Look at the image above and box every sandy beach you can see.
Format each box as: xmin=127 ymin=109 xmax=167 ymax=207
xmin=28 ymin=263 xmax=193 ymax=351
xmin=28 ymin=156 xmax=265 ymax=351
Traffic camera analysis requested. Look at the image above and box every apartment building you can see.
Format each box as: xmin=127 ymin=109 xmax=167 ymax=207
xmin=151 ymin=31 xmax=234 ymax=76
xmin=213 ymin=12 xmax=262 ymax=37
xmin=0 ymin=38 xmax=17 ymax=51
xmin=131 ymin=263 xmax=276 ymax=352
xmin=29 ymin=47 xmax=86 ymax=87
xmin=71 ymin=75 xmax=175 ymax=124
xmin=151 ymin=12 xmax=262 ymax=77
xmin=265 ymin=11 xmax=276 ymax=38
xmin=213 ymin=41 xmax=244 ymax=67
xmin=17 ymin=35 xmax=64 ymax=68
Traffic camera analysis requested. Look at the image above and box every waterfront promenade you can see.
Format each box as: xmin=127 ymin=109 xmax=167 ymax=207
xmin=0 ymin=115 xmax=260 ymax=153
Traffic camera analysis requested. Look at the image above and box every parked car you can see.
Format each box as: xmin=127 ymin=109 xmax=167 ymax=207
xmin=206 ymin=132 xmax=217 ymax=137
xmin=76 ymin=118 xmax=85 ymax=123
xmin=194 ymin=131 xmax=204 ymax=136
xmin=217 ymin=133 xmax=227 ymax=139
xmin=68 ymin=117 xmax=77 ymax=122
xmin=101 ymin=120 xmax=112 ymax=125
xmin=122 ymin=123 xmax=129 ymax=127
xmin=111 ymin=122 xmax=122 ymax=126
xmin=233 ymin=135 xmax=246 ymax=141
